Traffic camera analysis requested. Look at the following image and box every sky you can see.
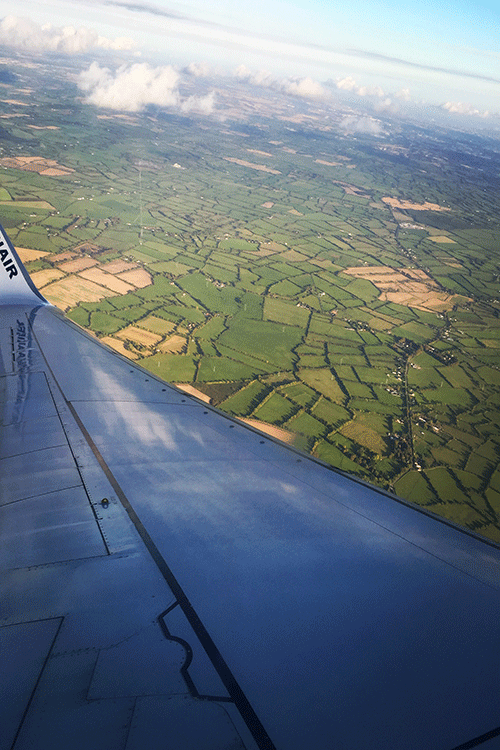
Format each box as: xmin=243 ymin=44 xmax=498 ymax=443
xmin=0 ymin=0 xmax=499 ymax=119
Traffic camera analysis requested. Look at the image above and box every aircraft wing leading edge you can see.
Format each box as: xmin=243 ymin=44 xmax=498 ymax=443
xmin=1 ymin=222 xmax=499 ymax=750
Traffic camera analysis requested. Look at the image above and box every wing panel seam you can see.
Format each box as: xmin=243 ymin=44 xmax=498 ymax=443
xmin=64 ymin=397 xmax=276 ymax=750
xmin=9 ymin=617 xmax=63 ymax=750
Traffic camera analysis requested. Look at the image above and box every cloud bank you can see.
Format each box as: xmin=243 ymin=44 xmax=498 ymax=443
xmin=336 ymin=76 xmax=396 ymax=100
xmin=0 ymin=15 xmax=135 ymax=53
xmin=98 ymin=0 xmax=500 ymax=90
xmin=78 ymin=62 xmax=215 ymax=114
xmin=441 ymin=101 xmax=490 ymax=118
xmin=183 ymin=62 xmax=211 ymax=78
xmin=235 ymin=66 xmax=328 ymax=100
xmin=335 ymin=76 xmax=414 ymax=114
xmin=340 ymin=116 xmax=383 ymax=135
xmin=335 ymin=77 xmax=496 ymax=120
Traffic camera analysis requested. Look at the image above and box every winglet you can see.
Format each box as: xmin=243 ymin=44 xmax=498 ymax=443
xmin=0 ymin=222 xmax=48 ymax=305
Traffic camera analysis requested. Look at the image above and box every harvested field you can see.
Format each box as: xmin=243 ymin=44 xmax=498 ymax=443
xmin=248 ymin=149 xmax=273 ymax=157
xmin=42 ymin=276 xmax=109 ymax=310
xmin=50 ymin=251 xmax=78 ymax=263
xmin=403 ymin=269 xmax=430 ymax=280
xmin=315 ymin=159 xmax=341 ymax=166
xmin=30 ymin=269 xmax=65 ymax=288
xmin=261 ymin=201 xmax=274 ymax=208
xmin=224 ymin=157 xmax=281 ymax=174
xmin=382 ymin=197 xmax=450 ymax=211
xmin=60 ymin=257 xmax=98 ymax=273
xmin=101 ymin=260 xmax=140 ymax=274
xmin=40 ymin=168 xmax=73 ymax=176
xmin=15 ymin=247 xmax=48 ymax=262
xmin=101 ymin=336 xmax=138 ymax=359
xmin=430 ymin=236 xmax=456 ymax=243
xmin=344 ymin=267 xmax=407 ymax=283
xmin=174 ymin=384 xmax=211 ymax=403
xmin=288 ymin=209 xmax=303 ymax=215
xmin=381 ymin=290 xmax=452 ymax=310
xmin=117 ymin=268 xmax=153 ymax=288
xmin=79 ymin=268 xmax=135 ymax=294
xmin=158 ymin=335 xmax=186 ymax=353
xmin=116 ymin=325 xmax=162 ymax=347
xmin=0 ymin=156 xmax=74 ymax=175
xmin=343 ymin=265 xmax=459 ymax=311
xmin=238 ymin=418 xmax=295 ymax=444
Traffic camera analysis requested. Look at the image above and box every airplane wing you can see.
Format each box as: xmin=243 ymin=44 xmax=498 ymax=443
xmin=1 ymin=221 xmax=499 ymax=750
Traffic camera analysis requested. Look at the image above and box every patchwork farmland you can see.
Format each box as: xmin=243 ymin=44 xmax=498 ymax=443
xmin=1 ymin=60 xmax=500 ymax=541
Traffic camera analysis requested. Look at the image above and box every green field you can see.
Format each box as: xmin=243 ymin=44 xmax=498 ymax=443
xmin=253 ymin=393 xmax=297 ymax=423
xmin=2 ymin=58 xmax=500 ymax=541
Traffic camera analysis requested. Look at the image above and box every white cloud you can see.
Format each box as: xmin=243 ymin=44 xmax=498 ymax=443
xmin=335 ymin=76 xmax=387 ymax=100
xmin=373 ymin=97 xmax=397 ymax=114
xmin=235 ymin=66 xmax=327 ymax=100
xmin=336 ymin=76 xmax=357 ymax=91
xmin=0 ymin=15 xmax=135 ymax=53
xmin=357 ymin=84 xmax=385 ymax=98
xmin=78 ymin=62 xmax=215 ymax=114
xmin=395 ymin=88 xmax=411 ymax=101
xmin=78 ymin=61 xmax=110 ymax=93
xmin=282 ymin=76 xmax=326 ymax=99
xmin=79 ymin=62 xmax=179 ymax=111
xmin=235 ymin=67 xmax=275 ymax=88
xmin=441 ymin=101 xmax=490 ymax=117
xmin=340 ymin=116 xmax=383 ymax=135
xmin=183 ymin=62 xmax=210 ymax=78
xmin=180 ymin=91 xmax=216 ymax=114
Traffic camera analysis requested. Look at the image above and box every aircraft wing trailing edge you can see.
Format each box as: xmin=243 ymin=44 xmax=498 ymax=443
xmin=1 ymin=221 xmax=499 ymax=750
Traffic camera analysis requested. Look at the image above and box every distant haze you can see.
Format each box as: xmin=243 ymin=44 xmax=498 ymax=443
xmin=0 ymin=0 xmax=499 ymax=122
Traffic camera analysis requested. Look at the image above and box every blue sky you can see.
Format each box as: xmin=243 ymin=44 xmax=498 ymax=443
xmin=1 ymin=0 xmax=499 ymax=115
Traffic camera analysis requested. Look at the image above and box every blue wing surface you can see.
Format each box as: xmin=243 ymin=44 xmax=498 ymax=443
xmin=1 ymin=222 xmax=499 ymax=750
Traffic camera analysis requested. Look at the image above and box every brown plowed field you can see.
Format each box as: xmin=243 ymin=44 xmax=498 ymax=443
xmin=42 ymin=277 xmax=108 ymax=310
xmin=344 ymin=265 xmax=460 ymax=311
xmin=59 ymin=257 xmax=98 ymax=273
xmin=31 ymin=269 xmax=65 ymax=288
xmin=100 ymin=260 xmax=139 ymax=274
xmin=382 ymin=197 xmax=450 ymax=211
xmin=117 ymin=268 xmax=152 ymax=288
xmin=79 ymin=268 xmax=135 ymax=294
xmin=238 ymin=418 xmax=295 ymax=444
xmin=101 ymin=337 xmax=139 ymax=359
xmin=16 ymin=247 xmax=48 ymax=262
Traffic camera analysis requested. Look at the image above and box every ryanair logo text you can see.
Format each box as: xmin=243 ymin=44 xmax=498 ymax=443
xmin=0 ymin=235 xmax=19 ymax=279
xmin=16 ymin=319 xmax=28 ymax=370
